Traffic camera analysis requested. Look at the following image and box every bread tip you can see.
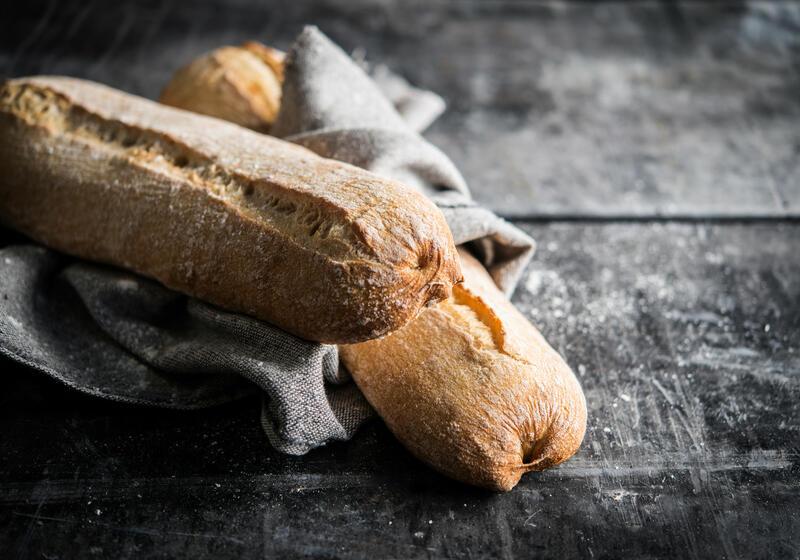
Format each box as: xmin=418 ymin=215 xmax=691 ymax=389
xmin=415 ymin=230 xmax=462 ymax=308
xmin=424 ymin=281 xmax=451 ymax=307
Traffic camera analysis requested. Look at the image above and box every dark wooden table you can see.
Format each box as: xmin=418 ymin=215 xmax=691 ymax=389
xmin=2 ymin=1 xmax=798 ymax=558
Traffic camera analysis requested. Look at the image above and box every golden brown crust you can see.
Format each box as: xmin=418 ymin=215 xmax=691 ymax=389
xmin=340 ymin=249 xmax=587 ymax=491
xmin=0 ymin=76 xmax=462 ymax=343
xmin=239 ymin=42 xmax=286 ymax=82
xmin=159 ymin=45 xmax=283 ymax=132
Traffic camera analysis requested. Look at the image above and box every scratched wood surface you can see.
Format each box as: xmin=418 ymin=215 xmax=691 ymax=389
xmin=1 ymin=0 xmax=798 ymax=218
xmin=1 ymin=223 xmax=798 ymax=559
xmin=1 ymin=0 xmax=799 ymax=558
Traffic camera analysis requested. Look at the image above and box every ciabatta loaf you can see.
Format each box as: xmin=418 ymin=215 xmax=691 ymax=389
xmin=0 ymin=77 xmax=461 ymax=343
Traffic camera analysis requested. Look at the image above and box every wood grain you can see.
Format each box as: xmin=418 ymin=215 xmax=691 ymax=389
xmin=1 ymin=2 xmax=798 ymax=558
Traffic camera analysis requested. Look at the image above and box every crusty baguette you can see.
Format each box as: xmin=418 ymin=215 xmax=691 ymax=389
xmin=0 ymin=77 xmax=461 ymax=344
xmin=340 ymin=249 xmax=587 ymax=491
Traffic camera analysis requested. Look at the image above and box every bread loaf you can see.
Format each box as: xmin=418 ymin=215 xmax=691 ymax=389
xmin=0 ymin=77 xmax=461 ymax=343
xmin=340 ymin=249 xmax=587 ymax=491
xmin=160 ymin=43 xmax=284 ymax=132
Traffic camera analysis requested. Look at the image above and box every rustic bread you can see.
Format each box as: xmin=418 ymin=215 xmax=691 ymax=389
xmin=160 ymin=43 xmax=284 ymax=132
xmin=340 ymin=249 xmax=587 ymax=491
xmin=0 ymin=77 xmax=462 ymax=343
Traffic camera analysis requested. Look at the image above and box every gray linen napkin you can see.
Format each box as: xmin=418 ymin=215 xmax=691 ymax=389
xmin=0 ymin=27 xmax=534 ymax=454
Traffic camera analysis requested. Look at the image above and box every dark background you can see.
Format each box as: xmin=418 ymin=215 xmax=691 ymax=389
xmin=1 ymin=1 xmax=799 ymax=558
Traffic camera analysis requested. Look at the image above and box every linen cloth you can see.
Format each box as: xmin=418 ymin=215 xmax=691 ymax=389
xmin=0 ymin=27 xmax=534 ymax=454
